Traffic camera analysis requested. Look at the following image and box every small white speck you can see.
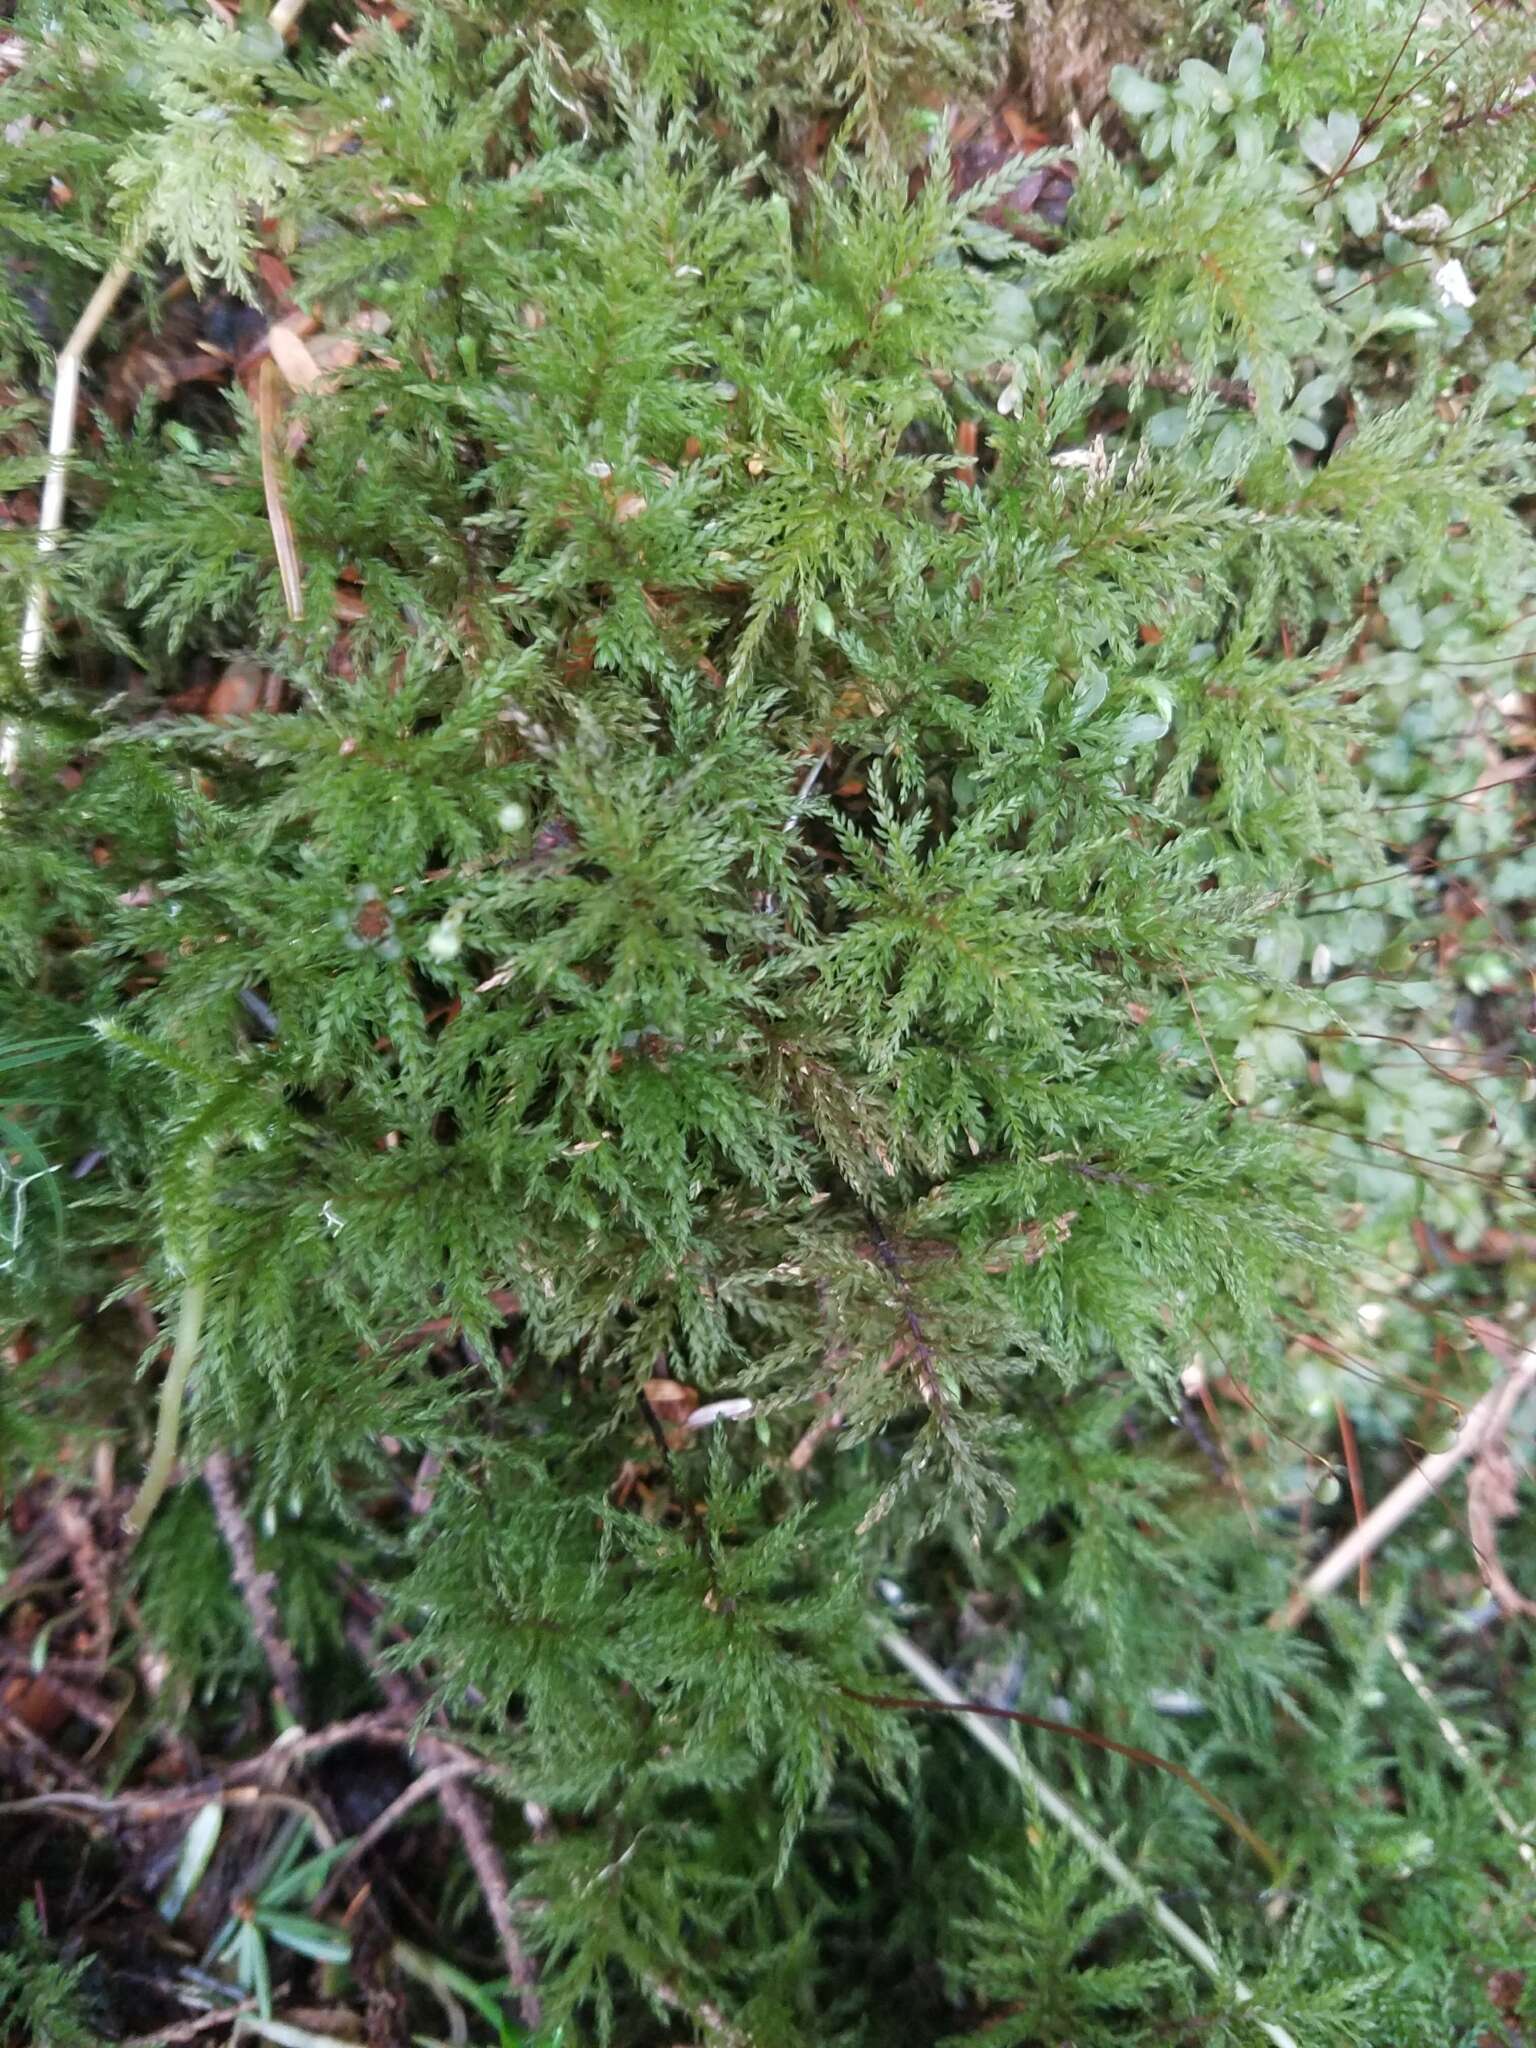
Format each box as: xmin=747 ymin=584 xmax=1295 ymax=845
xmin=1434 ymin=257 xmax=1475 ymax=309
xmin=686 ymin=1397 xmax=755 ymax=1429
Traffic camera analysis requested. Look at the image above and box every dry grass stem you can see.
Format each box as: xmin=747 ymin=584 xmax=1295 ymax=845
xmin=257 ymin=357 xmax=305 ymax=621
xmin=1383 ymin=1627 xmax=1536 ymax=1870
xmin=1268 ymin=1326 xmax=1536 ymax=1630
xmin=12 ymin=0 xmax=309 ymax=772
xmin=879 ymin=1627 xmax=1301 ymax=2048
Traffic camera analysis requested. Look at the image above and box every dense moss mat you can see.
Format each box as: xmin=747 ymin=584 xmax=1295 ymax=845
xmin=2 ymin=4 xmax=1534 ymax=2042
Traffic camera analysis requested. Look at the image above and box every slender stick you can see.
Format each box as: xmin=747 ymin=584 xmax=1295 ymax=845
xmin=118 ymin=2001 xmax=259 ymax=2048
xmin=10 ymin=0 xmax=309 ymax=766
xmin=1267 ymin=1338 xmax=1536 ymax=1630
xmin=12 ymin=253 xmax=139 ymax=716
xmin=879 ymin=1629 xmax=1301 ymax=2048
xmin=204 ymin=1450 xmax=306 ymax=1721
xmin=1383 ymin=1628 xmax=1536 ymax=1869
xmin=321 ymin=1760 xmax=486 ymax=1877
xmin=439 ymin=1776 xmax=544 ymax=2032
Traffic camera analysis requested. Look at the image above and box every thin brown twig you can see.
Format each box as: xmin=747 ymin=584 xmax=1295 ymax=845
xmin=1284 ymin=1323 xmax=1466 ymax=1420
xmin=1271 ymin=1114 xmax=1536 ymax=1207
xmin=1333 ymin=4 xmax=1506 ymax=188
xmin=1315 ymin=0 xmax=1428 ymax=199
xmin=1301 ymin=839 xmax=1536 ymax=902
xmin=327 ymin=1761 xmax=486 ymax=1877
xmin=0 ymin=1536 xmax=71 ymax=1614
xmin=1322 ymin=168 xmax=1536 ymax=312
xmin=52 ymin=1497 xmax=112 ymax=1656
xmin=0 ymin=1783 xmax=335 ymax=1842
xmin=203 ymin=1452 xmax=306 ymax=1724
xmin=344 ymin=1622 xmax=542 ymax=2030
xmin=1199 ymin=1328 xmax=1339 ymax=1477
xmin=1193 ymin=1374 xmax=1259 ymax=1535
xmin=788 ymin=1400 xmax=845 ymax=1471
xmin=440 ymin=1778 xmax=543 ymax=2031
xmin=119 ymin=1999 xmax=258 ymax=2047
xmin=877 ymin=1630 xmax=1301 ymax=2048
xmin=1176 ymin=965 xmax=1238 ymax=1106
xmin=845 ymin=1682 xmax=1280 ymax=1875
xmin=0 ymin=1699 xmax=98 ymax=1792
xmin=246 ymin=1711 xmax=420 ymax=1773
xmin=1333 ymin=1398 xmax=1371 ymax=1604
xmin=1370 ymin=764 xmax=1535 ymax=811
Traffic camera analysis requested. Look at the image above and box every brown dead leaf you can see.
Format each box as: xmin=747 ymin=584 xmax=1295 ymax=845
xmin=1465 ymin=754 xmax=1535 ymax=797
xmin=1487 ymin=1970 xmax=1526 ymax=2017
xmin=949 ymin=103 xmax=1074 ymax=246
xmin=268 ymin=323 xmax=323 ymax=393
xmin=1 ymin=1671 xmax=71 ymax=1738
xmin=255 ymin=250 xmax=296 ymax=305
xmin=310 ymin=332 xmax=363 ymax=380
xmin=206 ymin=658 xmax=267 ymax=721
xmin=641 ymin=1377 xmax=699 ymax=1425
xmin=1468 ymin=1434 xmax=1536 ymax=1619
xmin=103 ymin=336 xmax=226 ymax=427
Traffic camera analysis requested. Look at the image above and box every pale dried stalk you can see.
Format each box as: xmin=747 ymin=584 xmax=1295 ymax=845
xmin=1268 ymin=1332 xmax=1536 ymax=1631
xmin=257 ymin=357 xmax=305 ymax=620
xmin=1265 ymin=1328 xmax=1536 ymax=1873
xmin=880 ymin=1628 xmax=1301 ymax=2048
xmin=11 ymin=0 xmax=308 ymax=766
xmin=13 ymin=253 xmax=139 ymax=714
xmin=123 ymin=1261 xmax=209 ymax=1538
xmin=1383 ymin=1628 xmax=1536 ymax=1869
